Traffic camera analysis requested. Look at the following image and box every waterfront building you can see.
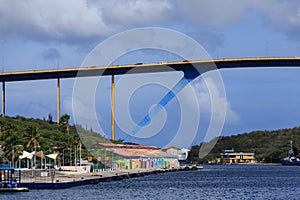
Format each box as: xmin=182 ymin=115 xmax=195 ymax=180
xmin=95 ymin=143 xmax=179 ymax=170
xmin=178 ymin=148 xmax=190 ymax=161
xmin=162 ymin=146 xmax=190 ymax=163
xmin=220 ymin=149 xmax=255 ymax=164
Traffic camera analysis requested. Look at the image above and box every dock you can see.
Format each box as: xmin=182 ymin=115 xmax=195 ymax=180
xmin=180 ymin=164 xmax=204 ymax=170
xmin=20 ymin=167 xmax=203 ymax=189
xmin=0 ymin=164 xmax=29 ymax=192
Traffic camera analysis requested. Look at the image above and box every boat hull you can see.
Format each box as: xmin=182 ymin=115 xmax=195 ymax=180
xmin=281 ymin=159 xmax=300 ymax=165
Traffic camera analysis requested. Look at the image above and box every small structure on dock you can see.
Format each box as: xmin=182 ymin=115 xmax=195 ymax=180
xmin=0 ymin=164 xmax=29 ymax=192
xmin=220 ymin=149 xmax=255 ymax=164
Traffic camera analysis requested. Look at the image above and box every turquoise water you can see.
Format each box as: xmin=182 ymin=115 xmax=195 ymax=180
xmin=2 ymin=165 xmax=300 ymax=199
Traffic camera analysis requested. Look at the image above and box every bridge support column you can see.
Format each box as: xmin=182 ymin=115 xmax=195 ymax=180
xmin=1 ymin=82 xmax=5 ymax=118
xmin=111 ymin=75 xmax=115 ymax=141
xmin=57 ymin=78 xmax=60 ymax=125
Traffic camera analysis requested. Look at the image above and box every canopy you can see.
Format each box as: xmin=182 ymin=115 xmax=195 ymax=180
xmin=46 ymin=153 xmax=58 ymax=160
xmin=19 ymin=151 xmax=35 ymax=160
xmin=34 ymin=151 xmax=45 ymax=158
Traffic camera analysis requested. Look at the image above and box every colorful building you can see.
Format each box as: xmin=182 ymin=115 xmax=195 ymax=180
xmin=94 ymin=143 xmax=179 ymax=170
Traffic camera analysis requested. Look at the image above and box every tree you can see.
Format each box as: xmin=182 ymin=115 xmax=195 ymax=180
xmin=112 ymin=139 xmax=124 ymax=144
xmin=59 ymin=114 xmax=70 ymax=134
xmin=0 ymin=129 xmax=23 ymax=162
xmin=24 ymin=126 xmax=41 ymax=151
xmin=0 ymin=147 xmax=9 ymax=164
xmin=47 ymin=113 xmax=53 ymax=123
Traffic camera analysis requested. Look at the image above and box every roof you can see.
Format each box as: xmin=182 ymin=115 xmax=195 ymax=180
xmin=221 ymin=152 xmax=254 ymax=156
xmin=111 ymin=148 xmax=177 ymax=158
xmin=223 ymin=149 xmax=234 ymax=153
xmin=96 ymin=143 xmax=159 ymax=150
xmin=94 ymin=143 xmax=176 ymax=158
xmin=0 ymin=164 xmax=12 ymax=170
xmin=0 ymin=164 xmax=25 ymax=170
xmin=161 ymin=146 xmax=180 ymax=151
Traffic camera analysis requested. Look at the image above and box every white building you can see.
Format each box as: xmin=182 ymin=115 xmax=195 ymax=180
xmin=162 ymin=147 xmax=190 ymax=161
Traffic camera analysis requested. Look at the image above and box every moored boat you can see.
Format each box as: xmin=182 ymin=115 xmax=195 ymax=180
xmin=0 ymin=164 xmax=29 ymax=192
xmin=281 ymin=141 xmax=300 ymax=165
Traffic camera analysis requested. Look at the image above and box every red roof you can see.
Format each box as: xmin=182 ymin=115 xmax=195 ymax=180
xmin=94 ymin=143 xmax=175 ymax=158
xmin=96 ymin=143 xmax=159 ymax=150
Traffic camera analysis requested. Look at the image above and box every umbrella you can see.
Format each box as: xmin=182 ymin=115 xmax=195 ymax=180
xmin=46 ymin=153 xmax=58 ymax=160
xmin=19 ymin=150 xmax=34 ymax=160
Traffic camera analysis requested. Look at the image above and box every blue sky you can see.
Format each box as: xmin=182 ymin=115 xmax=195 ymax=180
xmin=1 ymin=1 xmax=300 ymax=148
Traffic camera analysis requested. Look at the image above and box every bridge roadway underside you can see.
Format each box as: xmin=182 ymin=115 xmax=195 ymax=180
xmin=1 ymin=58 xmax=300 ymax=82
xmin=1 ymin=57 xmax=300 ymax=140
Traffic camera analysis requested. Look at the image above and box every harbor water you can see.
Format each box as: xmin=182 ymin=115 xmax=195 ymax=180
xmin=2 ymin=164 xmax=300 ymax=200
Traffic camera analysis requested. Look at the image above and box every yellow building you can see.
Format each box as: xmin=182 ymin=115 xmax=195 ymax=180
xmin=220 ymin=149 xmax=255 ymax=164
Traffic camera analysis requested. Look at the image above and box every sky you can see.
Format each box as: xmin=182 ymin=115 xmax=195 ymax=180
xmin=1 ymin=0 xmax=300 ymax=148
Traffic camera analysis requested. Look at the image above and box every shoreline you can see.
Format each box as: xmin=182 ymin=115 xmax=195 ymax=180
xmin=20 ymin=168 xmax=191 ymax=189
xmin=19 ymin=163 xmax=285 ymax=190
xmin=207 ymin=162 xmax=282 ymax=166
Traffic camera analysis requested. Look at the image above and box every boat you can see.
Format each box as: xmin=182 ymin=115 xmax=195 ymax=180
xmin=281 ymin=141 xmax=300 ymax=165
xmin=0 ymin=164 xmax=29 ymax=192
xmin=180 ymin=163 xmax=204 ymax=170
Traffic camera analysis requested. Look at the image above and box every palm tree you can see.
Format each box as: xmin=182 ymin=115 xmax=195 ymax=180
xmin=0 ymin=129 xmax=23 ymax=164
xmin=22 ymin=126 xmax=41 ymax=168
xmin=59 ymin=114 xmax=70 ymax=134
xmin=24 ymin=126 xmax=41 ymax=151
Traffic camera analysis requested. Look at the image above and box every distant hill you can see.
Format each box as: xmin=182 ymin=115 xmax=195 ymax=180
xmin=0 ymin=115 xmax=109 ymax=164
xmin=188 ymin=127 xmax=300 ymax=163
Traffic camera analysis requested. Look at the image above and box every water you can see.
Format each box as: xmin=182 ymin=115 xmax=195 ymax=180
xmin=2 ymin=165 xmax=300 ymax=200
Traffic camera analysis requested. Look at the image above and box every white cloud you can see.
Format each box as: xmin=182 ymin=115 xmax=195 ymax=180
xmin=0 ymin=1 xmax=110 ymax=40
xmin=1 ymin=0 xmax=300 ymax=48
xmin=192 ymin=76 xmax=239 ymax=125
xmin=175 ymin=0 xmax=300 ymax=42
xmin=251 ymin=0 xmax=300 ymax=40
xmin=94 ymin=0 xmax=173 ymax=26
xmin=0 ymin=0 xmax=173 ymax=44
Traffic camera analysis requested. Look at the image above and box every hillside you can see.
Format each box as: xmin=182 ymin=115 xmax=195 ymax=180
xmin=0 ymin=115 xmax=109 ymax=164
xmin=188 ymin=127 xmax=300 ymax=163
xmin=2 ymin=115 xmax=300 ymax=165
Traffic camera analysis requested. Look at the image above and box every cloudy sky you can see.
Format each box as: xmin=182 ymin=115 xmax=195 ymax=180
xmin=1 ymin=0 xmax=300 ymax=147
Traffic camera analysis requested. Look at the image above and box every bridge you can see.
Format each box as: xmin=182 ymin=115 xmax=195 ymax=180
xmin=2 ymin=57 xmax=300 ymax=82
xmin=1 ymin=57 xmax=300 ymax=140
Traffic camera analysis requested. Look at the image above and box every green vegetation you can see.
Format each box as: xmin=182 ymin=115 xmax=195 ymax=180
xmin=2 ymin=114 xmax=300 ymax=165
xmin=188 ymin=127 xmax=300 ymax=163
xmin=0 ymin=115 xmax=109 ymax=164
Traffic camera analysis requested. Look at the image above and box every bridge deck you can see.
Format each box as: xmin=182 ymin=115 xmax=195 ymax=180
xmin=1 ymin=57 xmax=300 ymax=82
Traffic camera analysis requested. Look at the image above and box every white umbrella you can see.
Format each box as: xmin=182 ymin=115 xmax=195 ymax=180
xmin=19 ymin=150 xmax=34 ymax=159
xmin=46 ymin=153 xmax=58 ymax=160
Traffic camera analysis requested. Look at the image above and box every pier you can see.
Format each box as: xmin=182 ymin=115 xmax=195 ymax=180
xmin=20 ymin=167 xmax=202 ymax=189
xmin=0 ymin=165 xmax=29 ymax=192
